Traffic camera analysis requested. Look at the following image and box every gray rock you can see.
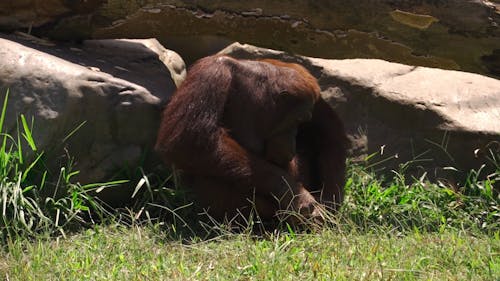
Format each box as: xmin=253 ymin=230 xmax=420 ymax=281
xmin=219 ymin=43 xmax=500 ymax=180
xmin=6 ymin=0 xmax=497 ymax=78
xmin=0 ymin=35 xmax=184 ymax=200
xmin=0 ymin=1 xmax=101 ymax=30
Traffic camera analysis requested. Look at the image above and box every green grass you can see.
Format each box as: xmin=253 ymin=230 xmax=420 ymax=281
xmin=341 ymin=164 xmax=499 ymax=234
xmin=0 ymin=226 xmax=498 ymax=280
xmin=0 ymin=161 xmax=497 ymax=280
xmin=0 ymin=91 xmax=125 ymax=240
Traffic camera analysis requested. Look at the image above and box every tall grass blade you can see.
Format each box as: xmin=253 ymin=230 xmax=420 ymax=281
xmin=86 ymin=179 xmax=129 ymax=193
xmin=0 ymin=89 xmax=9 ymax=171
xmin=61 ymin=121 xmax=87 ymax=143
xmin=0 ymin=89 xmax=8 ymax=133
xmin=16 ymin=127 xmax=23 ymax=165
xmin=20 ymin=114 xmax=37 ymax=151
xmin=21 ymin=152 xmax=44 ymax=182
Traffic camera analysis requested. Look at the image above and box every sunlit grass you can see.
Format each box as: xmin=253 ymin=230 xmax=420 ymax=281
xmin=1 ymin=225 xmax=498 ymax=280
xmin=0 ymin=91 xmax=126 ymax=241
xmin=341 ymin=163 xmax=499 ymax=234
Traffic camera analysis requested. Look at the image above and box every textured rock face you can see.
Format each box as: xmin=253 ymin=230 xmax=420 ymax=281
xmin=219 ymin=43 xmax=500 ymax=178
xmin=1 ymin=0 xmax=497 ymax=78
xmin=0 ymin=35 xmax=184 ymax=192
xmin=0 ymin=0 xmax=103 ymax=30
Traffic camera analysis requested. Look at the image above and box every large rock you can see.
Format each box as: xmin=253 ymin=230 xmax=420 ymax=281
xmin=0 ymin=34 xmax=184 ymax=199
xmin=3 ymin=0 xmax=497 ymax=77
xmin=0 ymin=1 xmax=103 ymax=31
xmin=219 ymin=43 xmax=500 ymax=179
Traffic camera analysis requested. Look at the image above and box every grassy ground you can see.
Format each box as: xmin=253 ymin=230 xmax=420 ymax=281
xmin=1 ymin=163 xmax=498 ymax=281
xmin=0 ymin=226 xmax=498 ymax=280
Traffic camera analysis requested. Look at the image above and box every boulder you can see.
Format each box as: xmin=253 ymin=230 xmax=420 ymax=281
xmin=0 ymin=0 xmax=102 ymax=31
xmin=2 ymin=0 xmax=497 ymax=77
xmin=0 ymin=34 xmax=184 ymax=200
xmin=219 ymin=43 xmax=500 ymax=179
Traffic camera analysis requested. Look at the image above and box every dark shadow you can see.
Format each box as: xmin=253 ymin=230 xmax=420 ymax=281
xmin=481 ymin=49 xmax=500 ymax=78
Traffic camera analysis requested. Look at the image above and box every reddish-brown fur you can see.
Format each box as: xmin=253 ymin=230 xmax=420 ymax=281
xmin=155 ymin=55 xmax=347 ymax=223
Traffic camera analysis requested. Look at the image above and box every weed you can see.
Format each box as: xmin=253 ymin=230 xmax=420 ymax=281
xmin=0 ymin=90 xmax=123 ymax=241
xmin=341 ymin=158 xmax=499 ymax=233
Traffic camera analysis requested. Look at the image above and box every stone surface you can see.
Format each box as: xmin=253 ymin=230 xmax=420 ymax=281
xmin=0 ymin=0 xmax=103 ymax=30
xmin=219 ymin=43 xmax=500 ymax=179
xmin=7 ymin=0 xmax=497 ymax=78
xmin=0 ymin=34 xmax=184 ymax=200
